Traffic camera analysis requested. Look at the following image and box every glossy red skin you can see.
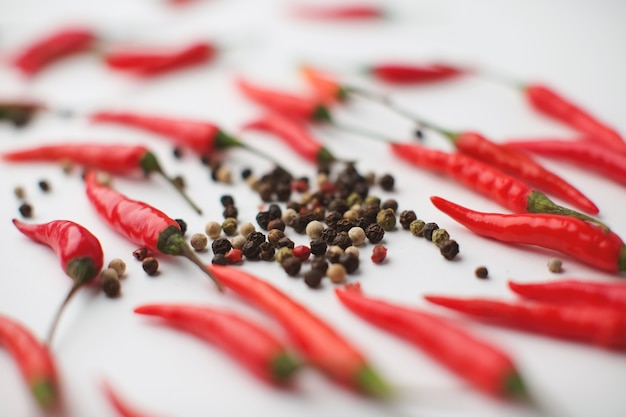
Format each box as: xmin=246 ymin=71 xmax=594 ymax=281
xmin=104 ymin=41 xmax=215 ymax=77
xmin=84 ymin=171 xmax=179 ymax=253
xmin=206 ymin=265 xmax=368 ymax=387
xmin=3 ymin=143 xmax=149 ymax=175
xmin=370 ymin=63 xmax=463 ymax=84
xmin=508 ymin=280 xmax=626 ymax=311
xmin=293 ymin=4 xmax=383 ymax=19
xmin=301 ymin=66 xmax=343 ymax=105
xmin=12 ymin=27 xmax=96 ymax=76
xmin=336 ymin=284 xmax=521 ymax=398
xmin=425 ymin=295 xmax=626 ymax=349
xmin=505 ymin=138 xmax=626 ymax=187
xmin=391 ymin=143 xmax=531 ymax=213
xmin=525 ymin=84 xmax=626 ymax=153
xmin=12 ymin=218 xmax=104 ymax=280
xmin=0 ymin=314 xmax=60 ymax=411
xmin=243 ymin=112 xmax=324 ymax=163
xmin=454 ymin=132 xmax=598 ymax=214
xmin=102 ymin=380 xmax=153 ymax=417
xmin=91 ymin=111 xmax=219 ymax=155
xmin=430 ymin=196 xmax=626 ymax=272
xmin=135 ymin=304 xmax=294 ymax=384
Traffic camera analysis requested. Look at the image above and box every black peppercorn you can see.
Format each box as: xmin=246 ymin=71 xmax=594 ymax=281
xmin=365 ymin=223 xmax=385 ymax=243
xmin=335 ymin=218 xmax=354 ymax=234
xmin=173 ymin=147 xmax=183 ymax=159
xmin=339 ymin=252 xmax=359 ymax=274
xmin=361 ymin=204 xmax=379 ymax=224
xmin=260 ymin=242 xmax=275 ymax=261
xmin=286 ymin=201 xmax=302 ymax=212
xmin=38 ymin=179 xmax=51 ymax=192
xmin=18 ymin=202 xmax=33 ymax=218
xmin=276 ymin=236 xmax=295 ymax=249
xmin=327 ymin=198 xmax=349 ymax=214
xmin=399 ymin=210 xmax=417 ymax=230
xmin=320 ymin=228 xmax=338 ymax=244
xmin=311 ymin=258 xmax=329 ymax=273
xmin=241 ymin=240 xmax=261 ymax=259
xmin=423 ymin=222 xmax=440 ymax=241
xmin=256 ymin=211 xmax=271 ymax=230
xmin=304 ymin=269 xmax=324 ymax=288
xmin=267 ymin=204 xmax=282 ymax=220
xmin=440 ymin=240 xmax=460 ymax=260
xmin=475 ymin=266 xmax=488 ymax=279
xmin=332 ymin=234 xmax=352 ymax=250
xmin=379 ymin=174 xmax=395 ymax=191
xmin=282 ymin=257 xmax=302 ymax=276
xmin=275 ymin=183 xmax=292 ymax=201
xmin=220 ymin=195 xmax=235 ymax=207
xmin=381 ymin=199 xmax=398 ymax=213
xmin=222 ymin=205 xmax=238 ymax=219
xmin=324 ymin=211 xmax=343 ymax=229
xmin=247 ymin=231 xmax=266 ymax=246
xmin=267 ymin=218 xmax=286 ymax=232
xmin=241 ymin=168 xmax=252 ymax=179
xmin=290 ymin=214 xmax=309 ymax=234
xmin=211 ymin=237 xmax=232 ymax=255
xmin=174 ymin=218 xmax=188 ymax=235
xmin=309 ymin=238 xmax=327 ymax=256
xmin=354 ymin=217 xmax=370 ymax=230
xmin=258 ymin=182 xmax=274 ymax=202
xmin=211 ymin=253 xmax=229 ymax=265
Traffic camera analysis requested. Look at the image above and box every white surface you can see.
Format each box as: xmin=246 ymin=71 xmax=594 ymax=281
xmin=1 ymin=1 xmax=626 ymax=416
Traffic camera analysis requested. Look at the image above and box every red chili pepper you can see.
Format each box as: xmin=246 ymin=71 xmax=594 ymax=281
xmin=205 ymin=265 xmax=391 ymax=397
xmin=335 ymin=283 xmax=526 ymax=399
xmin=84 ymin=170 xmax=223 ymax=291
xmin=508 ymin=280 xmax=626 ymax=311
xmin=504 ymin=138 xmax=626 ymax=187
xmin=524 ymin=84 xmax=626 ymax=153
xmin=300 ymin=65 xmax=347 ymax=105
xmin=13 ymin=219 xmax=104 ymax=344
xmin=291 ymin=4 xmax=384 ymax=20
xmin=424 ymin=294 xmax=626 ymax=350
xmin=390 ymin=142 xmax=602 ymax=225
xmin=134 ymin=303 xmax=300 ymax=384
xmin=12 ymin=27 xmax=96 ymax=76
xmin=101 ymin=380 xmax=156 ymax=417
xmin=0 ymin=314 xmax=60 ymax=411
xmin=236 ymin=78 xmax=332 ymax=122
xmin=430 ymin=195 xmax=626 ymax=273
xmin=367 ymin=63 xmax=464 ymax=85
xmin=243 ymin=112 xmax=336 ymax=166
xmin=104 ymin=41 xmax=215 ymax=77
xmin=3 ymin=143 xmax=203 ymax=214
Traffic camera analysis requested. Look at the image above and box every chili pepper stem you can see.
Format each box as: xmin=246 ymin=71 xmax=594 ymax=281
xmin=140 ymin=152 xmax=203 ymax=215
xmin=357 ymin=365 xmax=394 ymax=399
xmin=46 ymin=282 xmax=81 ymax=346
xmin=31 ymin=379 xmax=58 ymax=411
xmin=527 ymin=191 xmax=608 ymax=230
xmin=271 ymin=352 xmax=301 ymax=381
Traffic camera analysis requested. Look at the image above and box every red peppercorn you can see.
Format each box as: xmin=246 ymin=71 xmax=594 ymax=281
xmin=226 ymin=248 xmax=243 ymax=264
xmin=292 ymin=245 xmax=311 ymax=261
xmin=371 ymin=245 xmax=387 ymax=264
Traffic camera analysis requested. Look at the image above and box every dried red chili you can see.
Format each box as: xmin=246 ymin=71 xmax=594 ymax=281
xmin=0 ymin=314 xmax=60 ymax=411
xmin=430 ymin=195 xmax=626 ymax=273
xmin=425 ymin=295 xmax=626 ymax=350
xmin=84 ymin=170 xmax=223 ymax=290
xmin=12 ymin=27 xmax=96 ymax=76
xmin=206 ymin=265 xmax=391 ymax=397
xmin=3 ymin=143 xmax=203 ymax=214
xmin=134 ymin=303 xmax=300 ymax=384
xmin=336 ymin=283 xmax=527 ymax=398
xmin=13 ymin=219 xmax=104 ymax=344
xmin=291 ymin=4 xmax=384 ymax=20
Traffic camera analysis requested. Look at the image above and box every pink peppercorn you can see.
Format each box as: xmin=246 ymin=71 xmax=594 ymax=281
xmin=226 ymin=248 xmax=243 ymax=264
xmin=292 ymin=245 xmax=311 ymax=261
xmin=371 ymin=244 xmax=387 ymax=264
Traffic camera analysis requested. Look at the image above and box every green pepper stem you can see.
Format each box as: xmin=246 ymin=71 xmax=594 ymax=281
xmin=271 ymin=352 xmax=301 ymax=382
xmin=46 ymin=282 xmax=81 ymax=346
xmin=527 ymin=191 xmax=609 ymax=230
xmin=180 ymin=243 xmax=225 ymax=292
xmin=356 ymin=364 xmax=393 ymax=399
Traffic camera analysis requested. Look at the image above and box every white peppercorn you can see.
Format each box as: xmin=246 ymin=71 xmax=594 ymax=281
xmin=347 ymin=227 xmax=366 ymax=246
xmin=327 ymin=264 xmax=347 ymax=284
xmin=205 ymin=221 xmax=222 ymax=239
xmin=306 ymin=220 xmax=324 ymax=239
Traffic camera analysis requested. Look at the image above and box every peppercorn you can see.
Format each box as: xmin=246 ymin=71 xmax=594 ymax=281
xmin=172 ymin=147 xmax=183 ymax=159
xmin=327 ymin=264 xmax=347 ymax=284
xmin=376 ymin=208 xmax=396 ymax=231
xmin=371 ymin=244 xmax=387 ymax=264
xmin=343 ymin=209 xmax=360 ymax=222
xmin=332 ymin=233 xmax=352 ymax=250
xmin=222 ymin=205 xmax=238 ymax=219
xmin=324 ymin=211 xmax=343 ymax=229
xmin=108 ymin=258 xmax=126 ymax=278
xmin=260 ymin=242 xmax=275 ymax=261
xmin=133 ymin=247 xmax=149 ymax=261
xmin=100 ymin=268 xmax=121 ymax=298
xmin=275 ymin=247 xmax=293 ymax=264
xmin=326 ymin=245 xmax=344 ymax=263
xmin=215 ymin=166 xmax=232 ymax=184
xmin=226 ymin=248 xmax=243 ymax=264
xmin=475 ymin=266 xmax=488 ymax=279
xmin=18 ymin=202 xmax=33 ymax=218
xmin=254 ymin=211 xmax=269 ymax=230
xmin=311 ymin=258 xmax=329 ymax=273
xmin=547 ymin=258 xmax=563 ymax=273
xmin=320 ymin=228 xmax=338 ymax=244
xmin=276 ymin=236 xmax=295 ymax=249
xmin=204 ymin=221 xmax=221 ymax=239
xmin=267 ymin=229 xmax=285 ymax=246
xmin=292 ymin=245 xmax=311 ymax=262
xmin=381 ymin=199 xmax=398 ymax=213
xmin=361 ymin=203 xmax=379 ymax=224
xmin=190 ymin=233 xmax=208 ymax=251
xmin=172 ymin=175 xmax=185 ymax=190
xmin=282 ymin=257 xmax=302 ymax=277
xmin=222 ymin=217 xmax=238 ymax=236
xmin=257 ymin=182 xmax=274 ymax=202
xmin=439 ymin=240 xmax=459 ymax=260
xmin=328 ymin=198 xmax=349 ymax=214
xmin=175 ymin=218 xmax=187 ymax=235
xmin=290 ymin=214 xmax=309 ymax=234
xmin=268 ymin=203 xmax=282 ymax=220
xmin=365 ymin=223 xmax=385 ymax=243
xmin=241 ymin=168 xmax=252 ymax=180
xmin=231 ymin=235 xmax=247 ymax=250
xmin=277 ymin=183 xmax=293 ymax=201
xmin=239 ymin=222 xmax=256 ymax=239
xmin=142 ymin=257 xmax=159 ymax=276
xmin=345 ymin=246 xmax=360 ymax=259
xmin=409 ymin=219 xmax=426 ymax=237
xmin=339 ymin=253 xmax=359 ymax=274
xmin=61 ymin=160 xmax=73 ymax=174
xmin=247 ymin=231 xmax=266 ymax=246
xmin=346 ymin=192 xmax=362 ymax=208
xmin=415 ymin=129 xmax=424 ymax=139
xmin=211 ymin=253 xmax=229 ymax=265
xmin=309 ymin=238 xmax=327 ymax=256
xmin=354 ymin=217 xmax=370 ymax=230
xmin=379 ymin=174 xmax=395 ymax=191
xmin=347 ymin=227 xmax=366 ymax=246
xmin=281 ymin=208 xmax=298 ymax=226
xmin=246 ymin=175 xmax=260 ymax=191
xmin=431 ymin=229 xmax=450 ymax=248
xmin=267 ymin=218 xmax=286 ymax=232
xmin=220 ymin=194 xmax=235 ymax=207
xmin=304 ymin=269 xmax=324 ymax=289
xmin=353 ymin=181 xmax=370 ymax=200
xmin=241 ymin=240 xmax=261 ymax=259
xmin=423 ymin=222 xmax=439 ymax=241
xmin=37 ymin=179 xmax=50 ymax=192
xmin=399 ymin=210 xmax=417 ymax=230
xmin=335 ymin=219 xmax=354 ymax=234
xmin=212 ymin=237 xmax=232 ymax=255
xmin=14 ymin=186 xmax=26 ymax=200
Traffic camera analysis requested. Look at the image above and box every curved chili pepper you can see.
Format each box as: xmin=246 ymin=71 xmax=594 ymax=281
xmin=13 ymin=219 xmax=104 ymax=344
xmin=508 ymin=280 xmax=626 ymax=311
xmin=134 ymin=303 xmax=300 ymax=384
xmin=367 ymin=63 xmax=464 ymax=84
xmin=335 ymin=283 xmax=527 ymax=399
xmin=243 ymin=112 xmax=336 ymax=166
xmin=84 ymin=170 xmax=223 ymax=291
xmin=291 ymin=4 xmax=384 ymax=20
xmin=3 ymin=143 xmax=203 ymax=214
xmin=0 ymin=314 xmax=60 ymax=411
xmin=102 ymin=379 xmax=156 ymax=417
xmin=390 ymin=142 xmax=603 ymax=225
xmin=12 ymin=27 xmax=96 ymax=76
xmin=504 ymin=138 xmax=626 ymax=187
xmin=300 ymin=65 xmax=347 ymax=105
xmin=236 ymin=78 xmax=332 ymax=122
xmin=104 ymin=41 xmax=215 ymax=77
xmin=206 ymin=265 xmax=391 ymax=397
xmin=424 ymin=295 xmax=626 ymax=350
xmin=524 ymin=84 xmax=626 ymax=153
xmin=430 ymin=195 xmax=626 ymax=273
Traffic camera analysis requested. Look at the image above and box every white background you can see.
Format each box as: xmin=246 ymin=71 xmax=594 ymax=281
xmin=1 ymin=1 xmax=626 ymax=416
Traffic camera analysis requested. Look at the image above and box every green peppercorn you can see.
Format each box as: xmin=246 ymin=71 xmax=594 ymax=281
xmin=409 ymin=219 xmax=426 ymax=237
xmin=431 ymin=229 xmax=450 ymax=247
xmin=222 ymin=217 xmax=238 ymax=236
xmin=275 ymin=247 xmax=293 ymax=264
xmin=363 ymin=195 xmax=381 ymax=207
xmin=346 ymin=192 xmax=362 ymax=207
xmin=376 ymin=208 xmax=396 ymax=231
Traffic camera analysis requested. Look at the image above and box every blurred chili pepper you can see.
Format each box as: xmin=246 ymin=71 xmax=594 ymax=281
xmin=0 ymin=314 xmax=60 ymax=411
xmin=367 ymin=62 xmax=464 ymax=84
xmin=13 ymin=219 xmax=104 ymax=344
xmin=3 ymin=143 xmax=203 ymax=214
xmin=430 ymin=195 xmax=625 ymax=273
xmin=300 ymin=65 xmax=348 ymax=105
xmin=102 ymin=380 xmax=156 ymax=417
xmin=0 ymin=99 xmax=45 ymax=127
xmin=12 ymin=26 xmax=97 ymax=76
xmin=206 ymin=265 xmax=392 ymax=397
xmin=336 ymin=283 xmax=527 ymax=399
xmin=291 ymin=4 xmax=385 ymax=20
xmin=134 ymin=303 xmax=300 ymax=384
xmin=424 ymin=294 xmax=626 ymax=350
